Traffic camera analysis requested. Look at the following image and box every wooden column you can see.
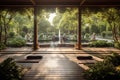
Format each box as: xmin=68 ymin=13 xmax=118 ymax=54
xmin=77 ymin=7 xmax=82 ymax=50
xmin=33 ymin=6 xmax=39 ymax=50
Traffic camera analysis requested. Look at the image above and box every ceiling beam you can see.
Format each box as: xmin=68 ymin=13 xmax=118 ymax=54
xmin=0 ymin=5 xmax=120 ymax=8
xmin=80 ymin=0 xmax=86 ymax=6
xmin=30 ymin=0 xmax=36 ymax=5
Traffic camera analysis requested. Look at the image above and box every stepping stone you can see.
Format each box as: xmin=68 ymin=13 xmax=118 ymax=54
xmin=26 ymin=55 xmax=43 ymax=60
xmin=77 ymin=56 xmax=93 ymax=60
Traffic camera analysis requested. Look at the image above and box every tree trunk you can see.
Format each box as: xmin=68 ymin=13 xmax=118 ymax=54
xmin=3 ymin=13 xmax=13 ymax=45
xmin=108 ymin=21 xmax=115 ymax=42
xmin=113 ymin=23 xmax=118 ymax=42
xmin=0 ymin=26 xmax=2 ymax=43
xmin=4 ymin=25 xmax=7 ymax=45
xmin=0 ymin=15 xmax=2 ymax=43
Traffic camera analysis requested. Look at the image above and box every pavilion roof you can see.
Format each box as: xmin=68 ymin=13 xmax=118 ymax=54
xmin=0 ymin=0 xmax=120 ymax=6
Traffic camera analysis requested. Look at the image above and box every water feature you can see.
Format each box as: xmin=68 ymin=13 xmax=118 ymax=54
xmin=58 ymin=29 xmax=61 ymax=44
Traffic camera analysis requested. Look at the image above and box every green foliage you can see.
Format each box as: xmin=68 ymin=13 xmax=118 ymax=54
xmin=82 ymin=8 xmax=120 ymax=42
xmin=22 ymin=26 xmax=29 ymax=34
xmin=91 ymin=24 xmax=100 ymax=34
xmin=89 ymin=40 xmax=113 ymax=47
xmin=0 ymin=8 xmax=32 ymax=45
xmin=39 ymin=33 xmax=44 ymax=40
xmin=0 ymin=43 xmax=6 ymax=50
xmin=0 ymin=58 xmax=23 ymax=80
xmin=100 ymin=25 xmax=106 ymax=32
xmin=84 ymin=61 xmax=120 ymax=80
xmin=101 ymin=31 xmax=106 ymax=38
xmin=38 ymin=33 xmax=52 ymax=41
xmin=38 ymin=18 xmax=52 ymax=33
xmin=101 ymin=31 xmax=112 ymax=38
xmin=84 ymin=27 xmax=90 ymax=33
xmin=1 ymin=7 xmax=120 ymax=45
xmin=114 ymin=42 xmax=120 ymax=49
xmin=84 ymin=33 xmax=90 ymax=40
xmin=84 ymin=52 xmax=120 ymax=80
xmin=53 ymin=8 xmax=78 ymax=34
xmin=8 ymin=32 xmax=15 ymax=38
xmin=7 ymin=36 xmax=26 ymax=47
xmin=104 ymin=53 xmax=120 ymax=66
xmin=20 ymin=32 xmax=26 ymax=37
xmin=106 ymin=31 xmax=112 ymax=37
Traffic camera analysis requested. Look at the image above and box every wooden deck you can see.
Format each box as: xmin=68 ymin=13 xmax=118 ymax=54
xmin=23 ymin=54 xmax=85 ymax=80
xmin=0 ymin=47 xmax=120 ymax=80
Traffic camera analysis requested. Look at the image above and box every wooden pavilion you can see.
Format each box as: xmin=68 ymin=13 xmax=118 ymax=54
xmin=0 ymin=0 xmax=120 ymax=50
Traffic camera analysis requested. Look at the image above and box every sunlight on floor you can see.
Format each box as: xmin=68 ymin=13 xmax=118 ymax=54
xmin=51 ymin=54 xmax=65 ymax=58
xmin=45 ymin=59 xmax=59 ymax=68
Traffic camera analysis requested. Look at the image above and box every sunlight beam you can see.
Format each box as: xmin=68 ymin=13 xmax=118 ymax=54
xmin=48 ymin=13 xmax=56 ymax=25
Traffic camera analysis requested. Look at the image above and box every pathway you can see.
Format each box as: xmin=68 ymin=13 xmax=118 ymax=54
xmin=23 ymin=54 xmax=85 ymax=80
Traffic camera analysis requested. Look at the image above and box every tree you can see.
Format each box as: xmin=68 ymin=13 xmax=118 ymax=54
xmin=0 ymin=9 xmax=14 ymax=44
xmin=0 ymin=8 xmax=32 ymax=45
xmin=91 ymin=24 xmax=100 ymax=34
xmin=38 ymin=18 xmax=52 ymax=33
xmin=81 ymin=7 xmax=120 ymax=43
xmin=53 ymin=8 xmax=78 ymax=34
xmin=105 ymin=8 xmax=120 ymax=42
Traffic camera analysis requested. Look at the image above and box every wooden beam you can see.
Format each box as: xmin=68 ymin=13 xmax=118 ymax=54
xmin=0 ymin=5 xmax=120 ymax=8
xmin=80 ymin=0 xmax=86 ymax=6
xmin=77 ymin=7 xmax=82 ymax=50
xmin=30 ymin=0 xmax=36 ymax=5
xmin=77 ymin=0 xmax=86 ymax=50
xmin=33 ymin=6 xmax=39 ymax=50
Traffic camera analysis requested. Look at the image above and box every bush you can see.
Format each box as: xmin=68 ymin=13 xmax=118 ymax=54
xmin=0 ymin=43 xmax=6 ymax=50
xmin=7 ymin=36 xmax=26 ymax=47
xmin=20 ymin=32 xmax=26 ymax=37
xmin=89 ymin=40 xmax=113 ymax=47
xmin=104 ymin=53 xmax=120 ymax=66
xmin=84 ymin=53 xmax=120 ymax=80
xmin=101 ymin=31 xmax=106 ymax=38
xmin=106 ymin=31 xmax=112 ymax=37
xmin=0 ymin=58 xmax=23 ymax=80
xmin=114 ymin=42 xmax=120 ymax=49
xmin=9 ymin=32 xmax=15 ymax=38
xmin=84 ymin=33 xmax=90 ymax=40
xmin=84 ymin=62 xmax=120 ymax=80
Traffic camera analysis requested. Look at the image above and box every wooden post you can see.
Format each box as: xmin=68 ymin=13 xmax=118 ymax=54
xmin=77 ymin=7 xmax=82 ymax=50
xmin=33 ymin=6 xmax=39 ymax=50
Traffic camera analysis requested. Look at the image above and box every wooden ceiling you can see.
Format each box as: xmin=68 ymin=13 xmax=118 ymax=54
xmin=0 ymin=0 xmax=120 ymax=6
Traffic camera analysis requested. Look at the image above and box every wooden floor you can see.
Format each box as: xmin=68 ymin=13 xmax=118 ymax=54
xmin=23 ymin=54 xmax=85 ymax=80
xmin=0 ymin=47 xmax=120 ymax=80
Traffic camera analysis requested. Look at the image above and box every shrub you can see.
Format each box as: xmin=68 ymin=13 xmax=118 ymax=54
xmin=84 ymin=62 xmax=120 ymax=80
xmin=0 ymin=58 xmax=23 ymax=80
xmin=106 ymin=31 xmax=112 ymax=37
xmin=89 ymin=40 xmax=113 ymax=47
xmin=104 ymin=53 xmax=120 ymax=66
xmin=114 ymin=42 xmax=120 ymax=49
xmin=0 ymin=43 xmax=6 ymax=50
xmin=101 ymin=31 xmax=106 ymax=38
xmin=9 ymin=32 xmax=15 ymax=38
xmin=84 ymin=53 xmax=120 ymax=80
xmin=84 ymin=33 xmax=90 ymax=40
xmin=38 ymin=34 xmax=43 ymax=40
xmin=7 ymin=36 xmax=26 ymax=47
xmin=20 ymin=32 xmax=26 ymax=37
